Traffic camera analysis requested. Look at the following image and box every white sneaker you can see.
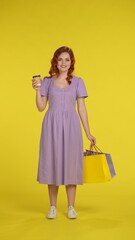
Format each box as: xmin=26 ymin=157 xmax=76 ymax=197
xmin=47 ymin=206 xmax=57 ymax=219
xmin=67 ymin=206 xmax=77 ymax=219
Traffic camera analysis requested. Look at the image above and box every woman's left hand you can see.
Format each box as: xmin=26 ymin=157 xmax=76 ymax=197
xmin=88 ymin=134 xmax=96 ymax=146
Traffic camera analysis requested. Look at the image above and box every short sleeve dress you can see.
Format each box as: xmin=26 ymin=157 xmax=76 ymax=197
xmin=37 ymin=75 xmax=88 ymax=186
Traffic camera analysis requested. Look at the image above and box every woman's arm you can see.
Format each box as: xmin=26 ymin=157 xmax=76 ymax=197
xmin=77 ymin=98 xmax=96 ymax=145
xmin=32 ymin=77 xmax=47 ymax=112
xmin=36 ymin=89 xmax=47 ymax=112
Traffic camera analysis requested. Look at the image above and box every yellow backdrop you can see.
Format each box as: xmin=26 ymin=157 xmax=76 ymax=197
xmin=0 ymin=0 xmax=135 ymax=239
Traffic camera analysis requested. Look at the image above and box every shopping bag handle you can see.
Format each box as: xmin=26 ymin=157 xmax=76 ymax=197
xmin=91 ymin=145 xmax=103 ymax=153
xmin=85 ymin=145 xmax=103 ymax=154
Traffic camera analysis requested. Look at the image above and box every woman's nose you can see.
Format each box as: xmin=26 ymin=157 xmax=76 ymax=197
xmin=62 ymin=60 xmax=66 ymax=65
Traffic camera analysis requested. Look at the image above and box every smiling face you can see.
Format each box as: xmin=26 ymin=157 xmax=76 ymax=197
xmin=57 ymin=52 xmax=71 ymax=73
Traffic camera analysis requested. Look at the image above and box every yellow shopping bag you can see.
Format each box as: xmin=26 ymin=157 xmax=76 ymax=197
xmin=83 ymin=146 xmax=115 ymax=183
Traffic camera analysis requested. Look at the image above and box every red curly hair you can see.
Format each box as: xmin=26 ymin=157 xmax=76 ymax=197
xmin=49 ymin=46 xmax=75 ymax=84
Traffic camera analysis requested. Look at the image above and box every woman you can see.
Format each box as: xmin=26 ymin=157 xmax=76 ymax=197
xmin=32 ymin=46 xmax=96 ymax=219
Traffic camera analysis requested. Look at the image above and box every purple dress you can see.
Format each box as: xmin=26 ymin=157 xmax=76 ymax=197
xmin=37 ymin=75 xmax=88 ymax=186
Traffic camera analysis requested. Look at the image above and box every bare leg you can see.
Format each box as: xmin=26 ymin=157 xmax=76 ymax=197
xmin=66 ymin=185 xmax=77 ymax=207
xmin=48 ymin=185 xmax=59 ymax=207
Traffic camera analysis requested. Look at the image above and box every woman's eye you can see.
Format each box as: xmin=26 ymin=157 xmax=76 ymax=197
xmin=58 ymin=58 xmax=70 ymax=61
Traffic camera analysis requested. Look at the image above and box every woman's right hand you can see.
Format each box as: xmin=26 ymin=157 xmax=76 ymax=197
xmin=32 ymin=76 xmax=42 ymax=90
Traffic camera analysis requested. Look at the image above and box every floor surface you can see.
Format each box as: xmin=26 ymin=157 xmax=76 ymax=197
xmin=0 ymin=182 xmax=135 ymax=240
